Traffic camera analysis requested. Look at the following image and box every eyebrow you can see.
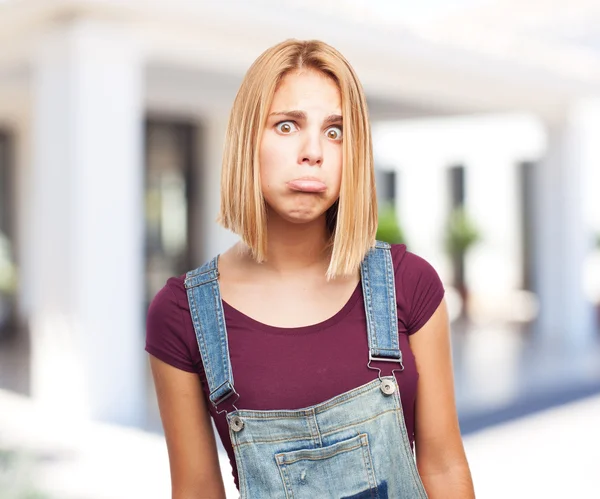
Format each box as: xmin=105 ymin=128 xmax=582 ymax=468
xmin=269 ymin=110 xmax=343 ymax=126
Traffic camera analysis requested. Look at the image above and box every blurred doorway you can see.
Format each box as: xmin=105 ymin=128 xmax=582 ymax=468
xmin=144 ymin=119 xmax=197 ymax=310
xmin=0 ymin=129 xmax=16 ymax=336
xmin=447 ymin=164 xmax=466 ymax=291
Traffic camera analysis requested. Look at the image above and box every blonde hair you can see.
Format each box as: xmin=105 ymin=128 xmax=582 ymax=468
xmin=218 ymin=39 xmax=377 ymax=279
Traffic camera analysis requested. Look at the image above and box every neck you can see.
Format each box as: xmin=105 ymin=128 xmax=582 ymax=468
xmin=256 ymin=211 xmax=332 ymax=274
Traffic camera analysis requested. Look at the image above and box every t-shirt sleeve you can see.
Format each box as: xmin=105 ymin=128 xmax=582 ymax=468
xmin=392 ymin=245 xmax=445 ymax=335
xmin=145 ymin=280 xmax=197 ymax=373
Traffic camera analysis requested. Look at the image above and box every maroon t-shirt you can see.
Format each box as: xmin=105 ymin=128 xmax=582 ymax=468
xmin=145 ymin=244 xmax=444 ymax=489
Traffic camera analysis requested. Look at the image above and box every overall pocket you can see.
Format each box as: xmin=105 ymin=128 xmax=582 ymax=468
xmin=275 ymin=433 xmax=382 ymax=499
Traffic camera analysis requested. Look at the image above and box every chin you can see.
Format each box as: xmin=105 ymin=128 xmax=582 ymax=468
xmin=271 ymin=207 xmax=328 ymax=225
xmin=283 ymin=212 xmax=325 ymax=225
xmin=266 ymin=197 xmax=337 ymax=225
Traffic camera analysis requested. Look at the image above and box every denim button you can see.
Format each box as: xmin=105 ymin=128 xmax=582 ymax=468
xmin=230 ymin=416 xmax=244 ymax=432
xmin=380 ymin=379 xmax=396 ymax=395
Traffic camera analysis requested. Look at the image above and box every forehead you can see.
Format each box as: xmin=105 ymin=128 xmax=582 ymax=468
xmin=270 ymin=69 xmax=341 ymax=111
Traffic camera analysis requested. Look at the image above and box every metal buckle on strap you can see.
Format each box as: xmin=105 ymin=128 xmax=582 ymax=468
xmin=369 ymin=351 xmax=404 ymax=365
xmin=367 ymin=351 xmax=404 ymax=381
xmin=211 ymin=384 xmax=240 ymax=415
xmin=369 ymin=353 xmax=402 ymax=363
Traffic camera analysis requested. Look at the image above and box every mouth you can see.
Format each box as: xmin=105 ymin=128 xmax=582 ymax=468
xmin=286 ymin=177 xmax=327 ymax=193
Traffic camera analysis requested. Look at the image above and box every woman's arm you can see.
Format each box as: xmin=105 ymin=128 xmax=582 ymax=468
xmin=149 ymin=355 xmax=227 ymax=499
xmin=409 ymin=298 xmax=475 ymax=498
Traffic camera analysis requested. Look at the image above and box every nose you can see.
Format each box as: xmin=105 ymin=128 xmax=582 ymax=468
xmin=299 ymin=132 xmax=323 ymax=167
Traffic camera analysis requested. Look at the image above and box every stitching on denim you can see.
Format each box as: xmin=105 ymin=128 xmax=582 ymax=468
xmin=233 ymin=411 xmax=312 ymax=420
xmin=235 ymin=435 xmax=317 ymax=448
xmin=313 ymin=378 xmax=394 ymax=413
xmin=393 ymin=393 xmax=427 ymax=497
xmin=229 ymin=428 xmax=249 ymax=498
xmin=210 ymin=280 xmax=232 ymax=393
xmin=185 ymin=274 xmax=218 ymax=288
xmin=186 ymin=259 xmax=234 ymax=405
xmin=276 ymin=459 xmax=293 ymax=499
xmin=358 ymin=438 xmax=372 ymax=493
xmin=232 ymin=378 xmax=385 ymax=420
xmin=276 ymin=440 xmax=365 ymax=465
xmin=361 ymin=253 xmax=373 ymax=351
xmin=365 ymin=253 xmax=379 ymax=350
xmin=319 ymin=409 xmax=398 ymax=439
xmin=312 ymin=411 xmax=323 ymax=447
xmin=315 ymin=389 xmax=383 ymax=413
xmin=304 ymin=409 xmax=318 ymax=447
xmin=366 ymin=443 xmax=380 ymax=499
xmin=233 ymin=406 xmax=395 ymax=446
xmin=184 ymin=267 xmax=219 ymax=288
xmin=188 ymin=289 xmax=215 ymax=389
xmin=379 ymin=248 xmax=390 ymax=352
xmin=384 ymin=248 xmax=399 ymax=351
xmin=210 ymin=256 xmax=236 ymax=404
xmin=358 ymin=433 xmax=378 ymax=494
xmin=230 ymin=407 xmax=398 ymax=449
xmin=304 ymin=409 xmax=322 ymax=448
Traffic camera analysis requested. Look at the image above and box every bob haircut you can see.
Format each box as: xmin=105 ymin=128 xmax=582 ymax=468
xmin=218 ymin=39 xmax=378 ymax=279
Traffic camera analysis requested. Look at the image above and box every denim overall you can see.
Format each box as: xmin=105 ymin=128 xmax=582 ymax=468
xmin=185 ymin=241 xmax=428 ymax=498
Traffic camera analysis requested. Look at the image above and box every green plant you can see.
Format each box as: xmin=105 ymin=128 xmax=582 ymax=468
xmin=0 ymin=448 xmax=52 ymax=499
xmin=376 ymin=204 xmax=406 ymax=245
xmin=444 ymin=207 xmax=481 ymax=257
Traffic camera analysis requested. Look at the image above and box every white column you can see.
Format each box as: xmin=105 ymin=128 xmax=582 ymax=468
xmin=581 ymin=100 xmax=600 ymax=308
xmin=197 ymin=114 xmax=239 ymax=263
xmin=30 ymin=20 xmax=145 ymax=425
xmin=398 ymin=160 xmax=450 ymax=279
xmin=465 ymin=155 xmax=522 ymax=303
xmin=532 ymin=105 xmax=597 ymax=349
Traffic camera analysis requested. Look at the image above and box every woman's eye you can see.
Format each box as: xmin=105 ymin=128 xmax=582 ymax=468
xmin=325 ymin=126 xmax=343 ymax=140
xmin=276 ymin=121 xmax=298 ymax=134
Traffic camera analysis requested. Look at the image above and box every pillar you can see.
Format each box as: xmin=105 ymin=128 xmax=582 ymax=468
xmin=30 ymin=19 xmax=145 ymax=425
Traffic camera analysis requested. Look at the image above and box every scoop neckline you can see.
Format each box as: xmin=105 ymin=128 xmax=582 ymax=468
xmin=221 ymin=282 xmax=363 ymax=335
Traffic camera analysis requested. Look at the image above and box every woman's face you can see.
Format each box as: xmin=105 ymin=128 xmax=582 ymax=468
xmin=259 ymin=69 xmax=343 ymax=226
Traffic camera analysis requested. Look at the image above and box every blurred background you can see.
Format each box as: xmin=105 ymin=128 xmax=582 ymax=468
xmin=0 ymin=0 xmax=599 ymax=497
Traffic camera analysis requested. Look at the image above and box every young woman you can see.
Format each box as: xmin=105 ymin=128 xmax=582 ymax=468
xmin=146 ymin=39 xmax=475 ymax=499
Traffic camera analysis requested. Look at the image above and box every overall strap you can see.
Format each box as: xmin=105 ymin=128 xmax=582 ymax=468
xmin=184 ymin=256 xmax=237 ymax=411
xmin=360 ymin=241 xmax=402 ymax=365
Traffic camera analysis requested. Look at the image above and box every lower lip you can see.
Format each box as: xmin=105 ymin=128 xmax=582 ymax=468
xmin=287 ymin=179 xmax=327 ymax=193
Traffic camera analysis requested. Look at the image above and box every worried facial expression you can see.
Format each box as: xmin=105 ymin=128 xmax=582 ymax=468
xmin=259 ymin=69 xmax=343 ymax=225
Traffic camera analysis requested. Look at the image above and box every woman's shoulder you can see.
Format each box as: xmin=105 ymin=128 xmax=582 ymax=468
xmin=148 ymin=275 xmax=187 ymax=312
xmin=145 ymin=274 xmax=198 ymax=373
xmin=387 ymin=243 xmax=438 ymax=277
xmin=387 ymin=243 xmax=445 ymax=335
